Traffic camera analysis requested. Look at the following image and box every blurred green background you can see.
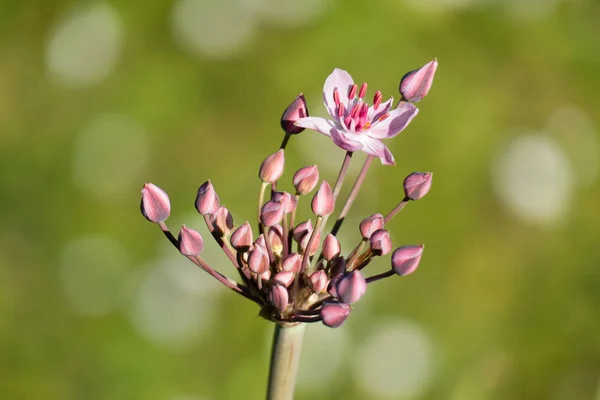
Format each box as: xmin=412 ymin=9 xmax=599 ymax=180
xmin=1 ymin=0 xmax=599 ymax=399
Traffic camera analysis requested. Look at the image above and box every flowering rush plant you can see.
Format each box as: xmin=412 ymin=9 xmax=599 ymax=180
xmin=141 ymin=60 xmax=437 ymax=399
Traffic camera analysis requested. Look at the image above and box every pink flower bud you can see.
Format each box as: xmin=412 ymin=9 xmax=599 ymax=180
xmin=281 ymin=253 xmax=301 ymax=273
xmin=359 ymin=213 xmax=384 ymax=239
xmin=300 ymin=229 xmax=321 ymax=256
xmin=260 ymin=269 xmax=271 ymax=283
xmin=259 ymin=149 xmax=285 ymax=184
xmin=322 ymin=234 xmax=341 ymax=261
xmin=272 ymin=191 xmax=297 ymax=214
xmin=230 ymin=221 xmax=253 ymax=252
xmin=311 ymin=180 xmax=335 ymax=217
xmin=336 ymin=270 xmax=367 ymax=304
xmin=273 ymin=271 xmax=295 ymax=287
xmin=281 ymin=93 xmax=308 ymax=135
xmin=403 ymin=172 xmax=432 ymax=201
xmin=309 ymin=270 xmax=328 ymax=294
xmin=248 ymin=246 xmax=270 ymax=274
xmin=178 ymin=226 xmax=204 ymax=256
xmin=321 ymin=302 xmax=351 ymax=328
xmin=370 ymin=229 xmax=392 ymax=256
xmin=269 ymin=284 xmax=289 ymax=312
xmin=141 ymin=183 xmax=170 ymax=223
xmin=211 ymin=206 xmax=234 ymax=235
xmin=260 ymin=200 xmax=285 ymax=227
xmin=292 ymin=220 xmax=313 ymax=243
xmin=391 ymin=245 xmax=424 ymax=276
xmin=268 ymin=225 xmax=283 ymax=255
xmin=293 ymin=165 xmax=319 ymax=195
xmin=195 ymin=180 xmax=220 ymax=215
xmin=400 ymin=59 xmax=438 ymax=102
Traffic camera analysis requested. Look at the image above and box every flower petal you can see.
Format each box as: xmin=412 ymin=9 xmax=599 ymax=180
xmin=355 ymin=136 xmax=395 ymax=165
xmin=369 ymin=97 xmax=393 ymax=122
xmin=330 ymin=129 xmax=363 ymax=152
xmin=323 ymin=69 xmax=354 ymax=119
xmin=295 ymin=117 xmax=336 ymax=137
xmin=368 ymin=102 xmax=419 ymax=139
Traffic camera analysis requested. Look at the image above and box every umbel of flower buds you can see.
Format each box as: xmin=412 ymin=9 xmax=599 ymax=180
xmin=281 ymin=94 xmax=308 ymax=135
xmin=141 ymin=183 xmax=170 ymax=223
xmin=404 ymin=172 xmax=432 ymax=201
xmin=400 ymin=59 xmax=438 ymax=102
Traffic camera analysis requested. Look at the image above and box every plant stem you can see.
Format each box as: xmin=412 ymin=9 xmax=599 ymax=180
xmin=266 ymin=323 xmax=306 ymax=400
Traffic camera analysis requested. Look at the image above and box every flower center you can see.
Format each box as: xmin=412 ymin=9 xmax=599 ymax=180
xmin=333 ymin=84 xmax=384 ymax=132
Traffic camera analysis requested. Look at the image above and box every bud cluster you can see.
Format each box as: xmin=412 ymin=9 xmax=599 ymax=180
xmin=140 ymin=62 xmax=437 ymax=328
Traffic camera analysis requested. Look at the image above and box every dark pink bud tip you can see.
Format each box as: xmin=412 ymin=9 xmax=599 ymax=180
xmin=321 ymin=302 xmax=352 ymax=328
xmin=311 ymin=180 xmax=335 ymax=217
xmin=335 ymin=270 xmax=367 ymax=304
xmin=293 ymin=165 xmax=319 ymax=196
xmin=269 ymin=284 xmax=289 ymax=312
xmin=403 ymin=172 xmax=432 ymax=201
xmin=195 ymin=180 xmax=220 ymax=215
xmin=309 ymin=270 xmax=328 ymax=294
xmin=359 ymin=213 xmax=384 ymax=239
xmin=370 ymin=229 xmax=392 ymax=256
xmin=259 ymin=149 xmax=285 ymax=184
xmin=141 ymin=183 xmax=171 ymax=223
xmin=178 ymin=226 xmax=204 ymax=256
xmin=230 ymin=221 xmax=253 ymax=252
xmin=322 ymin=234 xmax=341 ymax=261
xmin=260 ymin=200 xmax=285 ymax=227
xmin=391 ymin=245 xmax=424 ymax=276
xmin=399 ymin=59 xmax=438 ymax=102
xmin=281 ymin=93 xmax=308 ymax=135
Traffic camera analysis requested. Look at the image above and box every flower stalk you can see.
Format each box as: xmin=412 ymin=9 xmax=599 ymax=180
xmin=267 ymin=323 xmax=306 ymax=400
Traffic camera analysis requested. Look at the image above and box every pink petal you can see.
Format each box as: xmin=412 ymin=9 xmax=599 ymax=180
xmin=323 ymin=69 xmax=354 ymax=119
xmin=295 ymin=117 xmax=335 ymax=137
xmin=357 ymin=136 xmax=395 ymax=165
xmin=368 ymin=102 xmax=419 ymax=139
xmin=330 ymin=129 xmax=363 ymax=152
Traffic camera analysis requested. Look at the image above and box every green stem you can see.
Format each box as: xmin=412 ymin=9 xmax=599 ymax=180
xmin=266 ymin=323 xmax=306 ymax=400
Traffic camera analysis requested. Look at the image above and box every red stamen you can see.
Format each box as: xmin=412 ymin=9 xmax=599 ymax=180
xmin=345 ymin=103 xmax=361 ymax=128
xmin=377 ymin=112 xmax=390 ymax=122
xmin=358 ymin=83 xmax=368 ymax=99
xmin=338 ymin=102 xmax=345 ymax=118
xmin=333 ymin=88 xmax=340 ymax=106
xmin=373 ymin=90 xmax=382 ymax=109
xmin=348 ymin=84 xmax=357 ymax=100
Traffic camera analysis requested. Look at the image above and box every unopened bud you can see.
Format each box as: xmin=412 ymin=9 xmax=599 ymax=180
xmin=259 ymin=149 xmax=285 ymax=184
xmin=273 ymin=271 xmax=295 ymax=287
xmin=211 ymin=206 xmax=233 ymax=235
xmin=141 ymin=183 xmax=170 ymax=223
xmin=281 ymin=93 xmax=308 ymax=135
xmin=178 ymin=226 xmax=204 ymax=256
xmin=391 ymin=245 xmax=424 ymax=276
xmin=370 ymin=229 xmax=392 ymax=256
xmin=400 ymin=59 xmax=438 ymax=102
xmin=309 ymin=270 xmax=328 ymax=294
xmin=320 ymin=302 xmax=351 ymax=328
xmin=336 ymin=270 xmax=367 ymax=304
xmin=230 ymin=221 xmax=253 ymax=252
xmin=272 ymin=191 xmax=297 ymax=214
xmin=248 ymin=246 xmax=269 ymax=274
xmin=292 ymin=220 xmax=313 ymax=243
xmin=293 ymin=165 xmax=319 ymax=195
xmin=260 ymin=200 xmax=285 ymax=227
xmin=268 ymin=225 xmax=284 ymax=255
xmin=311 ymin=180 xmax=335 ymax=217
xmin=195 ymin=180 xmax=220 ymax=215
xmin=269 ymin=284 xmax=289 ymax=312
xmin=300 ymin=229 xmax=321 ymax=256
xmin=403 ymin=172 xmax=432 ymax=201
xmin=359 ymin=213 xmax=384 ymax=239
xmin=322 ymin=234 xmax=341 ymax=261
xmin=281 ymin=253 xmax=301 ymax=273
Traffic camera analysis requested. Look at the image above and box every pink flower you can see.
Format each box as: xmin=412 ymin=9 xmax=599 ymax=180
xmin=296 ymin=69 xmax=419 ymax=165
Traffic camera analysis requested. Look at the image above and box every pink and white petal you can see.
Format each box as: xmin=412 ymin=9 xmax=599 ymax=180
xmin=358 ymin=137 xmax=396 ymax=165
xmin=323 ymin=69 xmax=354 ymax=119
xmin=367 ymin=102 xmax=419 ymax=139
xmin=330 ymin=129 xmax=363 ymax=152
xmin=369 ymin=97 xmax=394 ymax=121
xmin=295 ymin=117 xmax=336 ymax=137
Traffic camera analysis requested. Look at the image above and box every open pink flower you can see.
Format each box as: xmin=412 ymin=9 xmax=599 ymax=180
xmin=296 ymin=69 xmax=419 ymax=165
